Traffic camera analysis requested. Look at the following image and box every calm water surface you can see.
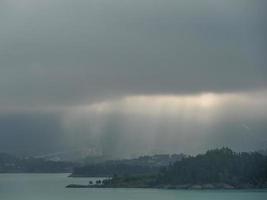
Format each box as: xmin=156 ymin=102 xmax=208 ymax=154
xmin=0 ymin=174 xmax=266 ymax=200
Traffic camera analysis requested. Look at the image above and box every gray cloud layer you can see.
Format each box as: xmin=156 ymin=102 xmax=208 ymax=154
xmin=0 ymin=1 xmax=266 ymax=156
xmin=0 ymin=0 xmax=266 ymax=108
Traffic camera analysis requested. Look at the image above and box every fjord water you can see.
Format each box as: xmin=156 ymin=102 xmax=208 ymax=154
xmin=0 ymin=174 xmax=266 ymax=200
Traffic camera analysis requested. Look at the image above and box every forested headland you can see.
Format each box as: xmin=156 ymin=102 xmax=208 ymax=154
xmin=68 ymin=148 xmax=267 ymax=189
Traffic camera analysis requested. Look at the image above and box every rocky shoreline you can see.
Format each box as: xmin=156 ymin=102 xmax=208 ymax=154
xmin=66 ymin=182 xmax=267 ymax=190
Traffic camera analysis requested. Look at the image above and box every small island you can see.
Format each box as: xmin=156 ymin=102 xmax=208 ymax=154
xmin=67 ymin=148 xmax=267 ymax=189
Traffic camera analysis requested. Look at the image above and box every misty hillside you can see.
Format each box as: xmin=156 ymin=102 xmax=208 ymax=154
xmin=71 ymin=154 xmax=185 ymax=177
xmin=0 ymin=153 xmax=75 ymax=173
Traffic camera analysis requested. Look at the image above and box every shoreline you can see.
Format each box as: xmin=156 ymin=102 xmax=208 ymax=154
xmin=66 ymin=183 xmax=267 ymax=190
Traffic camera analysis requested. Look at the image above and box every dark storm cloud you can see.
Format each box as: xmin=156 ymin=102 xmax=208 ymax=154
xmin=0 ymin=0 xmax=266 ymax=108
xmin=0 ymin=1 xmax=266 ymax=156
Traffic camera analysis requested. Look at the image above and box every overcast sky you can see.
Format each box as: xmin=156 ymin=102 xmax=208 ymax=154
xmin=0 ymin=0 xmax=266 ymax=157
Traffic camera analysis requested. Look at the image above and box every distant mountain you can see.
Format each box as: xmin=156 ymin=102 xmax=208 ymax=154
xmin=34 ymin=147 xmax=103 ymax=162
xmin=0 ymin=153 xmax=75 ymax=173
